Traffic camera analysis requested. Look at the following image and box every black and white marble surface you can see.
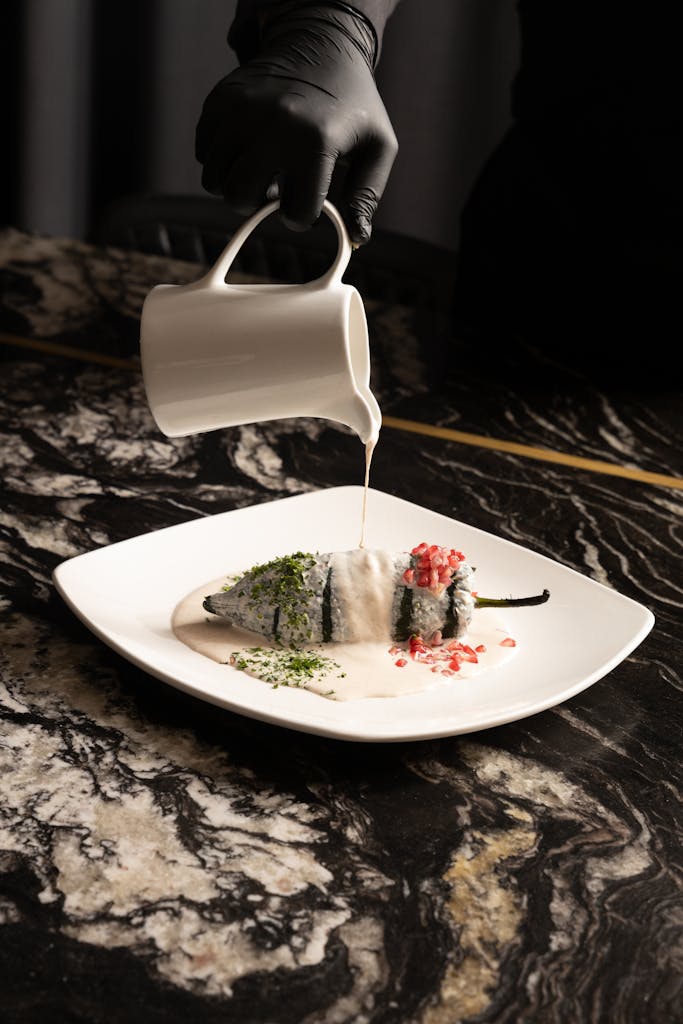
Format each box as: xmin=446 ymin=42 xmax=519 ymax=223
xmin=1 ymin=226 xmax=682 ymax=1024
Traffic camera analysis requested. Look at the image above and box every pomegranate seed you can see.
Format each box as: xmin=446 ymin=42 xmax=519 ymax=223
xmin=406 ymin=541 xmax=471 ymax=598
xmin=395 ymin=658 xmax=407 ymax=667
xmin=500 ymin=637 xmax=517 ymax=647
xmin=475 ymin=644 xmax=486 ymax=654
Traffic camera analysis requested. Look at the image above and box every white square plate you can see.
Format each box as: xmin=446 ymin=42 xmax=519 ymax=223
xmin=53 ymin=486 xmax=654 ymax=743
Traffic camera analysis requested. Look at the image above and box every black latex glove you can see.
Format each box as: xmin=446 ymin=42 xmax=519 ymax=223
xmin=195 ymin=2 xmax=398 ymax=245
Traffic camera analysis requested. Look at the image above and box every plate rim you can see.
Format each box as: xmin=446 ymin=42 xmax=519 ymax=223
xmin=52 ymin=485 xmax=656 ymax=743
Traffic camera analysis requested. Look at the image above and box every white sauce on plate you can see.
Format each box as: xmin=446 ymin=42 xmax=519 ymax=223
xmin=329 ymin=549 xmax=396 ymax=642
xmin=172 ymin=576 xmax=519 ymax=701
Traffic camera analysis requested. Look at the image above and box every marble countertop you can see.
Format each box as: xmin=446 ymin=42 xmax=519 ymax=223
xmin=1 ymin=226 xmax=682 ymax=1023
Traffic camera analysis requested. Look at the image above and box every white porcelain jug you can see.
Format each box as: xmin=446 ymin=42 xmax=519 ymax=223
xmin=139 ymin=200 xmax=381 ymax=445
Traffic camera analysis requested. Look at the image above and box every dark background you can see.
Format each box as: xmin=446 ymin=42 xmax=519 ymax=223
xmin=0 ymin=0 xmax=519 ymax=250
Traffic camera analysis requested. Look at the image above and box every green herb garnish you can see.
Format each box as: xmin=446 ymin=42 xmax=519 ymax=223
xmin=229 ymin=646 xmax=345 ymax=690
xmin=221 ymin=572 xmax=243 ymax=591
xmin=239 ymin=551 xmax=317 ymax=643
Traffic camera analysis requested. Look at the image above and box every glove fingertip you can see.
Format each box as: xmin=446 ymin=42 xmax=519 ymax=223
xmin=280 ymin=213 xmax=312 ymax=233
xmin=349 ymin=216 xmax=372 ymax=247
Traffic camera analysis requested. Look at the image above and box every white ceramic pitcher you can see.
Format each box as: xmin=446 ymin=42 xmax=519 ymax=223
xmin=139 ymin=200 xmax=381 ymax=445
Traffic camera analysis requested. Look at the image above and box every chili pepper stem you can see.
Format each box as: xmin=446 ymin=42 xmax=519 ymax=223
xmin=475 ymin=589 xmax=550 ymax=608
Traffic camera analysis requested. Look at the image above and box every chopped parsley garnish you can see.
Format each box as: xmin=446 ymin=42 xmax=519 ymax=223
xmin=229 ymin=646 xmax=345 ymax=690
xmin=222 ymin=552 xmax=344 ymax=693
xmin=221 ymin=572 xmax=243 ymax=590
xmin=236 ymin=551 xmax=317 ymax=644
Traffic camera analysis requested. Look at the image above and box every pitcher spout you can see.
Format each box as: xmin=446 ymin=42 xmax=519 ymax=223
xmin=324 ymin=388 xmax=382 ymax=445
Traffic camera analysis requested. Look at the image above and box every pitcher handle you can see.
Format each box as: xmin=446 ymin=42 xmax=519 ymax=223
xmin=203 ymin=199 xmax=353 ymax=289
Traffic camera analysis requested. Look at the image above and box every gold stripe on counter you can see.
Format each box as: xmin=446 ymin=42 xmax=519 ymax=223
xmin=382 ymin=416 xmax=683 ymax=490
xmin=2 ymin=332 xmax=681 ymax=490
xmin=0 ymin=332 xmax=140 ymax=371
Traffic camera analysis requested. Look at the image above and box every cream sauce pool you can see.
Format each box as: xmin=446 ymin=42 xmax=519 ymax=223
xmin=172 ymin=575 xmax=519 ymax=701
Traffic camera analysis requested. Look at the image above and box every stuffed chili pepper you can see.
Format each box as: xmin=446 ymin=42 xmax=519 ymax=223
xmin=203 ymin=542 xmax=550 ymax=646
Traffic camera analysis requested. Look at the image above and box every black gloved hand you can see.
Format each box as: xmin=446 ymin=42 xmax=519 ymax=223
xmin=195 ymin=2 xmax=398 ymax=245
